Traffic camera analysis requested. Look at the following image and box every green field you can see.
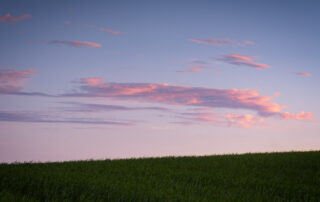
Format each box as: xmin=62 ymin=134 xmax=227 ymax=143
xmin=1 ymin=151 xmax=320 ymax=201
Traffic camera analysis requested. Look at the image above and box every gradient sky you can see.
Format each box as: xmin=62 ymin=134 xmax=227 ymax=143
xmin=1 ymin=0 xmax=319 ymax=162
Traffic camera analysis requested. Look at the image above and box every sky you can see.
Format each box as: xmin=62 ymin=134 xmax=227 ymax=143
xmin=0 ymin=0 xmax=319 ymax=162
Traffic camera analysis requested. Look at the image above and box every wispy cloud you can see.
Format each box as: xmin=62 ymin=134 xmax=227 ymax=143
xmin=176 ymin=112 xmax=264 ymax=128
xmin=61 ymin=78 xmax=312 ymax=122
xmin=99 ymin=28 xmax=121 ymax=35
xmin=70 ymin=78 xmax=283 ymax=116
xmin=0 ymin=111 xmax=134 ymax=126
xmin=2 ymin=72 xmax=312 ymax=126
xmin=6 ymin=91 xmax=54 ymax=97
xmin=46 ymin=40 xmax=102 ymax=48
xmin=177 ymin=60 xmax=215 ymax=73
xmin=188 ymin=38 xmax=254 ymax=47
xmin=59 ymin=102 xmax=169 ymax=112
xmin=0 ymin=13 xmax=32 ymax=22
xmin=0 ymin=69 xmax=54 ymax=97
xmin=80 ymin=78 xmax=105 ymax=86
xmin=294 ymin=72 xmax=312 ymax=77
xmin=64 ymin=21 xmax=121 ymax=35
xmin=0 ymin=69 xmax=37 ymax=93
xmin=280 ymin=112 xmax=313 ymax=121
xmin=223 ymin=113 xmax=264 ymax=128
xmin=220 ymin=54 xmax=271 ymax=70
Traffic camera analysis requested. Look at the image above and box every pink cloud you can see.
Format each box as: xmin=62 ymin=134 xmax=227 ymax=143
xmin=80 ymin=78 xmax=105 ymax=86
xmin=0 ymin=69 xmax=37 ymax=93
xmin=177 ymin=60 xmax=215 ymax=73
xmin=64 ymin=21 xmax=71 ymax=24
xmin=48 ymin=40 xmax=102 ymax=48
xmin=223 ymin=113 xmax=264 ymax=128
xmin=243 ymin=40 xmax=255 ymax=46
xmin=294 ymin=72 xmax=312 ymax=77
xmin=180 ymin=110 xmax=314 ymax=128
xmin=273 ymin=92 xmax=281 ymax=97
xmin=0 ymin=13 xmax=32 ymax=22
xmin=188 ymin=38 xmax=255 ymax=47
xmin=1 ymin=71 xmax=313 ymax=126
xmin=63 ymin=21 xmax=121 ymax=35
xmin=221 ymin=54 xmax=271 ymax=70
xmin=178 ymin=112 xmax=264 ymax=128
xmin=181 ymin=112 xmax=222 ymax=125
xmin=99 ymin=28 xmax=121 ymax=35
xmin=63 ymin=79 xmax=313 ymax=122
xmin=281 ymin=112 xmax=313 ymax=121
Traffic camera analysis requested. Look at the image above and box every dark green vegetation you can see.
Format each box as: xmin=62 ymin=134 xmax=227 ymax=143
xmin=1 ymin=151 xmax=320 ymax=201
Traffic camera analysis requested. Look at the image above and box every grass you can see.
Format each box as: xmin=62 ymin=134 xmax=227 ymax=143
xmin=1 ymin=151 xmax=320 ymax=201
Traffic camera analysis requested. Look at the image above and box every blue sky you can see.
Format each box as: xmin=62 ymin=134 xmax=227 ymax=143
xmin=0 ymin=0 xmax=319 ymax=162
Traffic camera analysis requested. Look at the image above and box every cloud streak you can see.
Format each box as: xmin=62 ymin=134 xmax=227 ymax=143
xmin=47 ymin=40 xmax=102 ymax=48
xmin=64 ymin=21 xmax=121 ymax=35
xmin=61 ymin=78 xmax=312 ymax=122
xmin=294 ymin=72 xmax=312 ymax=77
xmin=220 ymin=54 xmax=271 ymax=70
xmin=0 ymin=69 xmax=54 ymax=97
xmin=0 ymin=13 xmax=31 ymax=22
xmin=99 ymin=28 xmax=121 ymax=35
xmin=179 ymin=112 xmax=265 ymax=128
xmin=80 ymin=78 xmax=105 ymax=86
xmin=188 ymin=38 xmax=254 ymax=47
xmin=281 ymin=112 xmax=313 ymax=121
xmin=176 ymin=110 xmax=314 ymax=128
xmin=0 ymin=69 xmax=38 ymax=93
xmin=59 ymin=102 xmax=169 ymax=112
xmin=0 ymin=111 xmax=133 ymax=126
xmin=223 ymin=113 xmax=264 ymax=128
xmin=177 ymin=60 xmax=215 ymax=73
xmin=1 ymin=71 xmax=312 ymax=126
